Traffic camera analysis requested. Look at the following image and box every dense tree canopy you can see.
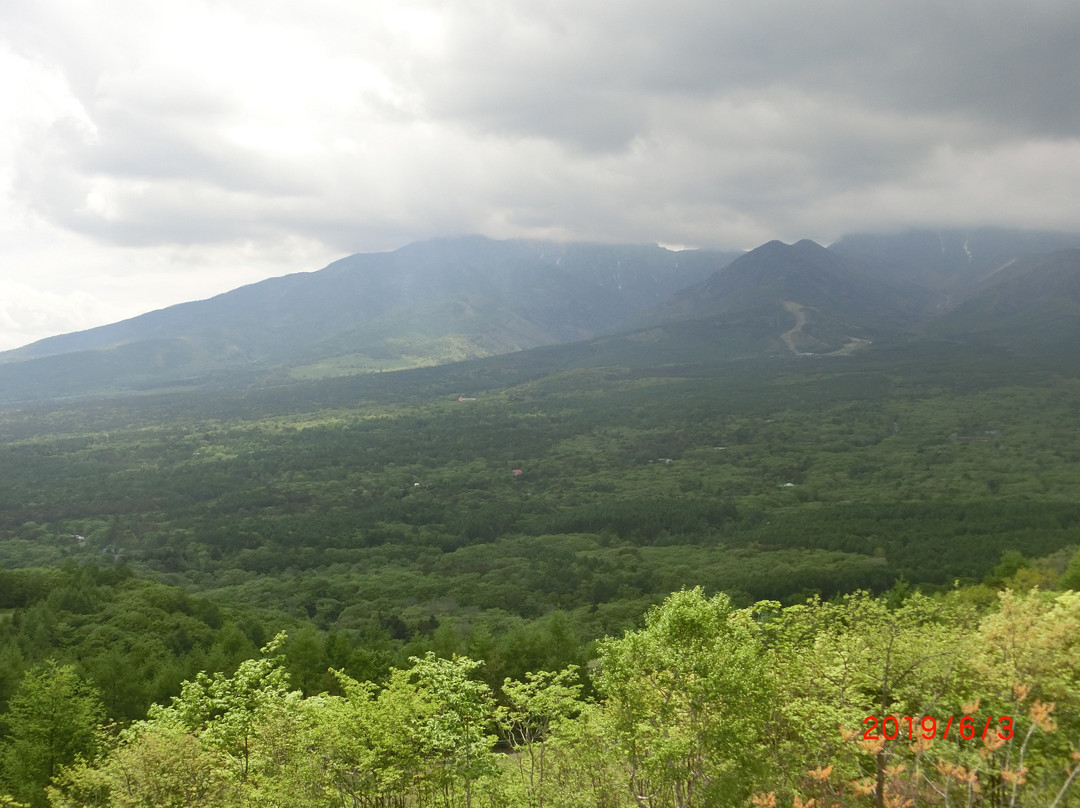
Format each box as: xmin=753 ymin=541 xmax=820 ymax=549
xmin=3 ymin=320 xmax=1080 ymax=806
xmin=2 ymin=586 xmax=1075 ymax=808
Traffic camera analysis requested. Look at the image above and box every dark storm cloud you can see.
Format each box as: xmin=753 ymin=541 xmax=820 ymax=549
xmin=1 ymin=0 xmax=1079 ymax=345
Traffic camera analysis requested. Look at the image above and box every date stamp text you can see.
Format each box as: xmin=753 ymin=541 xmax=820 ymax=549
xmin=862 ymin=715 xmax=1013 ymax=742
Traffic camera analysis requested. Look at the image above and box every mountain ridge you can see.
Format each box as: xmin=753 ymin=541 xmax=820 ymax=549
xmin=3 ymin=228 xmax=1080 ymax=405
xmin=5 ymin=237 xmax=737 ymax=362
xmin=0 ymin=236 xmax=740 ymax=402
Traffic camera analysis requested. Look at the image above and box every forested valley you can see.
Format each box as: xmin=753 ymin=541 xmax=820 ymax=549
xmin=3 ymin=339 xmax=1080 ymax=806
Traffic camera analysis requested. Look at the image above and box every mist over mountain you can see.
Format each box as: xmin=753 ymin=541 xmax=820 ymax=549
xmin=651 ymin=239 xmax=930 ymax=346
xmin=829 ymin=228 xmax=1080 ymax=301
xmin=1 ymin=227 xmax=1079 ymax=405
xmin=930 ymin=247 xmax=1080 ymax=352
xmin=7 ymin=237 xmax=735 ymax=362
xmin=0 ymin=237 xmax=737 ymax=402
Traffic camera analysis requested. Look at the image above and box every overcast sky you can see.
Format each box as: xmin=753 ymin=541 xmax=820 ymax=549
xmin=2 ymin=0 xmax=1079 ymax=350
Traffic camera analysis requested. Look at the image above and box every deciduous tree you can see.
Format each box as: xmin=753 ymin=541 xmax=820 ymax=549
xmin=597 ymin=587 xmax=774 ymax=808
xmin=0 ymin=662 xmax=104 ymax=808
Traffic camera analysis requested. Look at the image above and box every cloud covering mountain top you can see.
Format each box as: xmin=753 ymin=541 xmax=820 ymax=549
xmin=2 ymin=0 xmax=1079 ymax=349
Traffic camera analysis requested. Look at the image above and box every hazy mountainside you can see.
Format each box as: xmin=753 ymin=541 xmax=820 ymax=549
xmin=627 ymin=238 xmax=930 ymax=357
xmin=552 ymin=229 xmax=1080 ymax=369
xmin=930 ymin=247 xmax=1080 ymax=350
xmin=0 ymin=237 xmax=737 ymax=402
xmin=3 ymin=227 xmax=1080 ymax=405
xmin=828 ymin=227 xmax=1080 ymax=299
xmin=5 ymin=236 xmax=735 ymax=361
xmin=667 ymin=239 xmax=924 ymax=319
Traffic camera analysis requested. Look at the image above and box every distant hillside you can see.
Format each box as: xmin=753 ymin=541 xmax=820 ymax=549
xmin=930 ymin=248 xmax=1080 ymax=352
xmin=671 ymin=239 xmax=924 ymax=320
xmin=527 ymin=233 xmax=1080 ymax=370
xmin=0 ymin=237 xmax=738 ymax=403
xmin=620 ymin=239 xmax=928 ymax=359
xmin=829 ymin=227 xmax=1080 ymax=301
xmin=4 ymin=227 xmax=1080 ymax=406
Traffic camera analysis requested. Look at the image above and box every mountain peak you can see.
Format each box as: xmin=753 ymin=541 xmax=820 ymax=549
xmin=655 ymin=233 xmax=923 ymax=347
xmin=746 ymin=239 xmax=828 ymax=261
xmin=0 ymin=236 xmax=738 ymax=403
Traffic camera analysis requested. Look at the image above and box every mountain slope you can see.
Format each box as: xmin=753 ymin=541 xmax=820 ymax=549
xmin=0 ymin=237 xmax=738 ymax=402
xmin=5 ymin=228 xmax=1080 ymax=407
xmin=829 ymin=227 xmax=1080 ymax=301
xmin=620 ymin=239 xmax=928 ymax=359
xmin=7 ymin=237 xmax=736 ymax=362
xmin=930 ymin=248 xmax=1080 ymax=354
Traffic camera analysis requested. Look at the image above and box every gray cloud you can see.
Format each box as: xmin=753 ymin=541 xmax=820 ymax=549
xmin=402 ymin=1 xmax=1080 ymax=144
xmin=1 ymin=0 xmax=1080 ymax=349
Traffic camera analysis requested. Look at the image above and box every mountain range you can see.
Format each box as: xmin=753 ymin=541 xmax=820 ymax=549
xmin=2 ymin=227 xmax=1079 ymax=404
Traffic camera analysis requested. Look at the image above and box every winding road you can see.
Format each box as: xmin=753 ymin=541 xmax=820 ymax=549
xmin=780 ymin=301 xmax=871 ymax=357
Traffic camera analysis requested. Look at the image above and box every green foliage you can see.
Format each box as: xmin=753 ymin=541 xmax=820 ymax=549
xmin=409 ymin=653 xmax=497 ymax=807
xmin=0 ymin=662 xmax=104 ymax=808
xmin=765 ymin=592 xmax=980 ymax=802
xmin=49 ymin=725 xmax=236 ymax=808
xmin=0 ymin=564 xmax=264 ymax=722
xmin=1060 ymin=546 xmax=1080 ymax=591
xmin=2 ymin=257 xmax=1080 ymax=805
xmin=21 ymin=588 xmax=1080 ymax=808
xmin=495 ymin=666 xmax=586 ymax=808
xmin=316 ymin=670 xmax=432 ymax=805
xmin=597 ymin=588 xmax=774 ymax=807
xmin=152 ymin=632 xmax=293 ymax=783
xmin=2 ymin=332 xmax=1080 ymax=774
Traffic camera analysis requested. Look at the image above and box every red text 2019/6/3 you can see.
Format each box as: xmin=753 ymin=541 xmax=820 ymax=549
xmin=862 ymin=715 xmax=1013 ymax=742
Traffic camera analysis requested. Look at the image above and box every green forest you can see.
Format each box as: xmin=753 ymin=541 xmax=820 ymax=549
xmin=5 ymin=586 xmax=1080 ymax=807
xmin=2 ymin=342 xmax=1080 ymax=805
